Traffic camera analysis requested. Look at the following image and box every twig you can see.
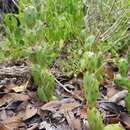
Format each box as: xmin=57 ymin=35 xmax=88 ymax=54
xmin=55 ymin=78 xmax=84 ymax=102
xmin=12 ymin=0 xmax=19 ymax=9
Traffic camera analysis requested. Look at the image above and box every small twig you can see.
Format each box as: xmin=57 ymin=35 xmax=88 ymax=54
xmin=55 ymin=78 xmax=84 ymax=102
xmin=12 ymin=0 xmax=19 ymax=9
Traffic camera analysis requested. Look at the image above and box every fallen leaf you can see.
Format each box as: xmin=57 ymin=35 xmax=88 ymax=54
xmin=13 ymin=93 xmax=29 ymax=100
xmin=23 ymin=104 xmax=37 ymax=121
xmin=105 ymin=115 xmax=120 ymax=124
xmin=41 ymin=101 xmax=61 ymax=112
xmin=59 ymin=102 xmax=81 ymax=130
xmin=59 ymin=102 xmax=80 ymax=113
xmin=120 ymin=112 xmax=130 ymax=128
xmin=5 ymin=83 xmax=17 ymax=93
xmin=52 ymin=112 xmax=64 ymax=123
xmin=6 ymin=100 xmax=22 ymax=111
xmin=0 ymin=93 xmax=29 ymax=107
xmin=108 ymin=90 xmax=128 ymax=102
xmin=65 ymin=111 xmax=75 ymax=130
xmin=107 ymin=86 xmax=119 ymax=99
xmin=2 ymin=111 xmax=24 ymax=130
xmin=0 ymin=94 xmax=14 ymax=107
xmin=3 ymin=112 xmax=23 ymax=124
xmin=12 ymin=81 xmax=28 ymax=93
xmin=0 ymin=123 xmax=10 ymax=130
xmin=104 ymin=63 xmax=114 ymax=80
xmin=99 ymin=102 xmax=126 ymax=114
xmin=0 ymin=109 xmax=7 ymax=121
xmin=73 ymin=118 xmax=81 ymax=130
xmin=80 ymin=106 xmax=87 ymax=119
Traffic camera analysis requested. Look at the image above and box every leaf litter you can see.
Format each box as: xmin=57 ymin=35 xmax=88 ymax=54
xmin=1 ymin=58 xmax=130 ymax=130
xmin=0 ymin=60 xmax=85 ymax=130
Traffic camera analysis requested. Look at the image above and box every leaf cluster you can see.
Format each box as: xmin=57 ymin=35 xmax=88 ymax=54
xmin=32 ymin=65 xmax=55 ymax=101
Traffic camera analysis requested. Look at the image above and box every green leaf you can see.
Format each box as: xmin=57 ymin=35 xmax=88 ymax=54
xmin=84 ymin=35 xmax=95 ymax=51
xmin=29 ymin=47 xmax=56 ymax=67
xmin=81 ymin=52 xmax=100 ymax=73
xmin=24 ymin=6 xmax=37 ymax=28
xmin=118 ymin=58 xmax=128 ymax=77
xmin=125 ymin=93 xmax=130 ymax=113
xmin=4 ymin=15 xmax=18 ymax=32
xmin=32 ymin=65 xmax=55 ymax=102
xmin=37 ymin=85 xmax=48 ymax=101
xmin=32 ymin=64 xmax=42 ymax=85
xmin=114 ymin=77 xmax=130 ymax=91
xmin=83 ymin=72 xmax=99 ymax=108
xmin=88 ymin=107 xmax=104 ymax=130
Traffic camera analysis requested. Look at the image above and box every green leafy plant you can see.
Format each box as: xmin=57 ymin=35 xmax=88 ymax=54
xmin=32 ymin=64 xmax=55 ymax=101
xmin=125 ymin=93 xmax=130 ymax=113
xmin=114 ymin=77 xmax=130 ymax=92
xmin=104 ymin=124 xmax=124 ymax=130
xmin=87 ymin=107 xmax=104 ymax=130
xmin=24 ymin=5 xmax=38 ymax=28
xmin=83 ymin=72 xmax=99 ymax=108
xmin=118 ymin=58 xmax=128 ymax=77
xmin=28 ymin=45 xmax=58 ymax=67
xmin=80 ymin=51 xmax=101 ymax=73
xmin=84 ymin=35 xmax=96 ymax=51
xmin=29 ymin=45 xmax=57 ymax=101
xmin=59 ymin=42 xmax=83 ymax=76
xmin=1 ymin=1 xmax=130 ymax=129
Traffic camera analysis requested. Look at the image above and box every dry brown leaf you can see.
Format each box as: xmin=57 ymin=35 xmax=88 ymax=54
xmin=0 ymin=93 xmax=29 ymax=107
xmin=3 ymin=123 xmax=25 ymax=130
xmin=108 ymin=90 xmax=128 ymax=102
xmin=120 ymin=113 xmax=130 ymax=128
xmin=105 ymin=115 xmax=120 ymax=124
xmin=80 ymin=106 xmax=87 ymax=119
xmin=59 ymin=102 xmax=80 ymax=114
xmin=100 ymin=79 xmax=110 ymax=86
xmin=59 ymin=102 xmax=81 ymax=130
xmin=3 ymin=112 xmax=23 ymax=124
xmin=107 ymin=87 xmax=120 ymax=99
xmin=12 ymin=81 xmax=28 ymax=93
xmin=0 ymin=110 xmax=7 ymax=121
xmin=65 ymin=111 xmax=75 ymax=130
xmin=73 ymin=118 xmax=81 ymax=130
xmin=41 ymin=101 xmax=61 ymax=112
xmin=13 ymin=93 xmax=30 ymax=101
xmin=0 ymin=94 xmax=14 ymax=107
xmin=64 ymin=111 xmax=81 ymax=130
xmin=23 ymin=104 xmax=37 ymax=121
xmin=5 ymin=83 xmax=17 ymax=93
xmin=2 ymin=111 xmax=24 ymax=130
xmin=104 ymin=63 xmax=114 ymax=80
xmin=0 ymin=123 xmax=10 ymax=130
